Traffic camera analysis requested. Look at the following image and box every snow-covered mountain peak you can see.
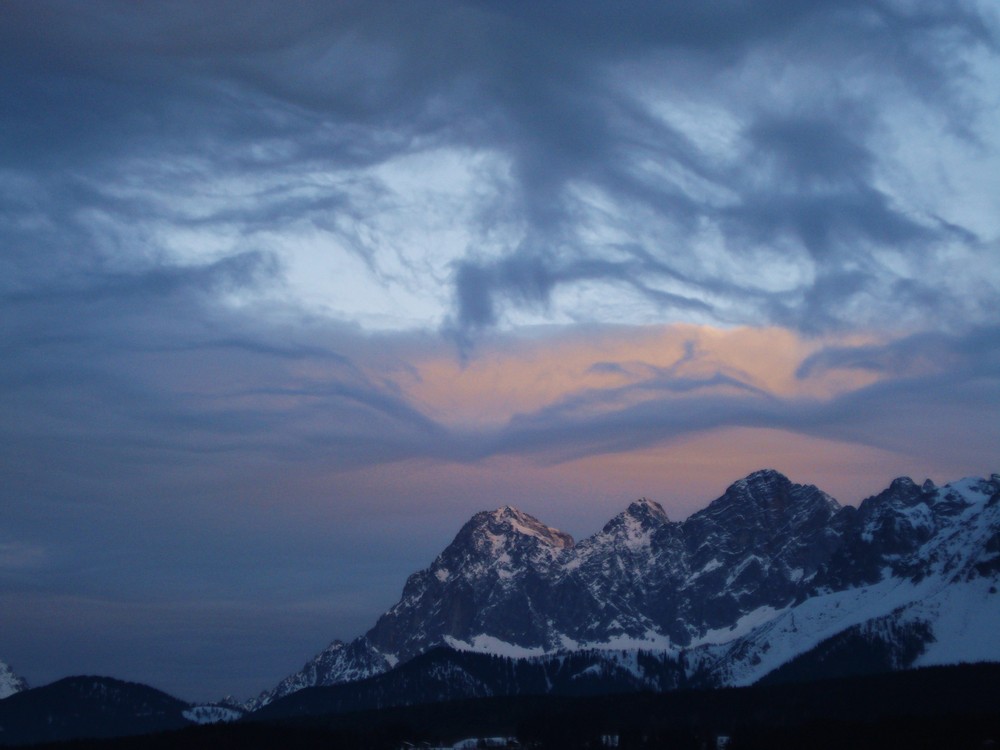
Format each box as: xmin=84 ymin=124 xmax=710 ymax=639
xmin=0 ymin=658 xmax=27 ymax=699
xmin=737 ymin=467 xmax=791 ymax=490
xmin=624 ymin=497 xmax=669 ymax=523
xmin=694 ymin=470 xmax=838 ymax=532
xmin=868 ymin=475 xmax=974 ymax=514
xmin=855 ymin=478 xmax=942 ymax=550
xmin=468 ymin=506 xmax=574 ymax=550
xmin=889 ymin=476 xmax=918 ymax=491
xmin=712 ymin=469 xmax=793 ymax=513
xmin=945 ymin=475 xmax=1000 ymax=502
xmin=581 ymin=497 xmax=673 ymax=554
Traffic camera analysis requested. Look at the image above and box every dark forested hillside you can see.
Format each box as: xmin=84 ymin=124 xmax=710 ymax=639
xmin=11 ymin=663 xmax=999 ymax=750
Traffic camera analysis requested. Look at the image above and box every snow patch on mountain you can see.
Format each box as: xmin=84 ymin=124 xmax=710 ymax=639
xmin=912 ymin=577 xmax=1000 ymax=666
xmin=444 ymin=635 xmax=547 ymax=659
xmin=707 ymin=575 xmax=930 ymax=686
xmin=182 ymin=705 xmax=243 ymax=724
xmin=490 ymin=506 xmax=574 ymax=549
xmin=691 ymin=605 xmax=786 ymax=648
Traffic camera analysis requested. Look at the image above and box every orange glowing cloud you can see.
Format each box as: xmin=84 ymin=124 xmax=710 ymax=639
xmin=220 ymin=323 xmax=991 ymax=535
xmin=381 ymin=324 xmax=885 ymax=430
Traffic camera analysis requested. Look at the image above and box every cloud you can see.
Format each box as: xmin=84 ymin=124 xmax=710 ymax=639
xmin=4 ymin=1 xmax=997 ymax=339
xmin=401 ymin=324 xmax=998 ymax=469
xmin=795 ymin=325 xmax=1000 ymax=380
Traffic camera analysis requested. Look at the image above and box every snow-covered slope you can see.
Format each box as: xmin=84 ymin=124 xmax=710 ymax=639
xmin=251 ymin=470 xmax=1000 ymax=708
xmin=0 ymin=658 xmax=27 ymax=699
xmin=703 ymin=474 xmax=1000 ymax=686
xmin=182 ymin=704 xmax=244 ymax=724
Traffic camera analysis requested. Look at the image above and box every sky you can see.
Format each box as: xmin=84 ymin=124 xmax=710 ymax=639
xmin=1 ymin=0 xmax=999 ymax=702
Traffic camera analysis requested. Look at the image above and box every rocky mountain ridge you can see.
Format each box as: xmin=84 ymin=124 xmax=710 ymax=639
xmin=250 ymin=469 xmax=1000 ymax=708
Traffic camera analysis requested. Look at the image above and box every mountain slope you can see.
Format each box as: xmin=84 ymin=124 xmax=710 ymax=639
xmin=251 ymin=470 xmax=1000 ymax=708
xmin=701 ymin=474 xmax=1000 ymax=686
xmin=252 ymin=646 xmax=690 ymax=721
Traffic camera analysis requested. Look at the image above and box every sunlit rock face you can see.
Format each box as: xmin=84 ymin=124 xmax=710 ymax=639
xmin=674 ymin=470 xmax=843 ymax=633
xmin=250 ymin=470 xmax=1000 ymax=709
xmin=368 ymin=506 xmax=574 ymax=654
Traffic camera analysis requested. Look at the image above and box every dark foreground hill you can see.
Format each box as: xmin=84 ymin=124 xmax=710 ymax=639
xmin=9 ymin=663 xmax=1000 ymax=750
xmin=0 ymin=676 xmax=190 ymax=746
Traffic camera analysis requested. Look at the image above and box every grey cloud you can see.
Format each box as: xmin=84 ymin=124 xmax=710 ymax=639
xmin=748 ymin=118 xmax=873 ymax=188
xmin=452 ymin=254 xmax=559 ymax=329
xmin=724 ymin=114 xmax=952 ymax=264
xmin=451 ymin=251 xmax=716 ymax=333
xmin=796 ymin=325 xmax=1000 ymax=380
xmin=433 ymin=3 xmax=994 ymax=334
xmin=2 ymin=256 xmax=442 ymax=488
xmin=587 ymin=362 xmax=631 ymax=376
xmin=5 ymin=251 xmax=277 ymax=308
xmin=5 ymin=1 xmax=996 ymax=337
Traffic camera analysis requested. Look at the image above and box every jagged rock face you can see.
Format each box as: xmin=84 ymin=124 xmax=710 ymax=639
xmin=678 ymin=470 xmax=841 ymax=632
xmin=362 ymin=478 xmax=842 ymax=660
xmin=814 ymin=475 xmax=1000 ymax=590
xmin=365 ymin=506 xmax=574 ymax=658
xmin=683 ymin=470 xmax=841 ymax=574
xmin=553 ymin=498 xmax=684 ymax=644
xmin=248 ymin=508 xmax=577 ymax=709
xmin=253 ymin=470 xmax=1000 ymax=708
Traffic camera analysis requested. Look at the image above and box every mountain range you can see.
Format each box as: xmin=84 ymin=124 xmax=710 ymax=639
xmin=250 ymin=469 xmax=1000 ymax=709
xmin=2 ymin=468 xmax=998 ymax=745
